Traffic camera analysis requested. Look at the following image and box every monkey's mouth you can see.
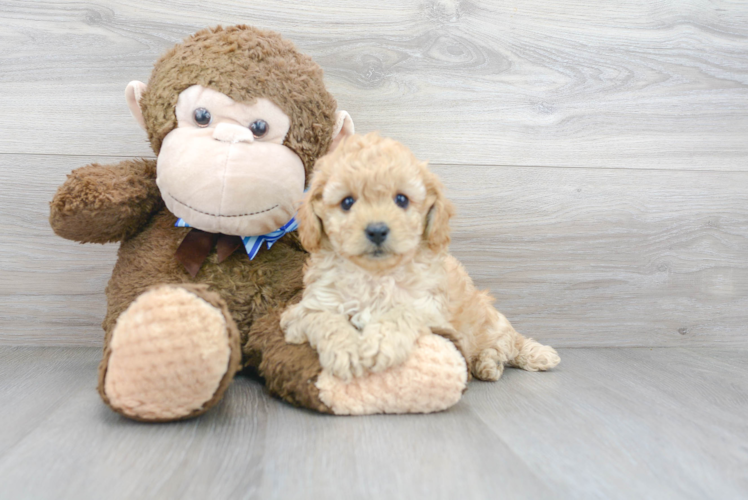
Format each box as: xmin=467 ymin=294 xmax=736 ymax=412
xmin=167 ymin=192 xmax=279 ymax=218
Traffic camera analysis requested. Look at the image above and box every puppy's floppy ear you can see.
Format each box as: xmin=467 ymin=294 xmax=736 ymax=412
xmin=423 ymin=170 xmax=455 ymax=251
xmin=297 ymin=174 xmax=326 ymax=252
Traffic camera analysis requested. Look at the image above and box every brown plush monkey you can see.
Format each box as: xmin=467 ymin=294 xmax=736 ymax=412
xmin=50 ymin=25 xmax=468 ymax=421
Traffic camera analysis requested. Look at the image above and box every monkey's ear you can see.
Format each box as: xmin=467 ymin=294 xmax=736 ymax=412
xmin=125 ymin=81 xmax=148 ymax=131
xmin=328 ymin=110 xmax=355 ymax=153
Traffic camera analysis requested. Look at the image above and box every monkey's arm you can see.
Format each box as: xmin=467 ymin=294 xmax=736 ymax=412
xmin=50 ymin=158 xmax=163 ymax=243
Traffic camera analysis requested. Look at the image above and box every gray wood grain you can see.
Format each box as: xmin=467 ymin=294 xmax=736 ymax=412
xmin=466 ymin=347 xmax=748 ymax=499
xmin=0 ymin=155 xmax=117 ymax=345
xmin=1 ymin=0 xmax=747 ymax=169
xmin=2 ymin=2 xmax=747 ymax=498
xmin=0 ymin=346 xmax=745 ymax=499
xmin=437 ymin=163 xmax=748 ymax=348
xmin=0 ymin=347 xmax=100 ymax=454
xmin=3 ymin=154 xmax=746 ymax=347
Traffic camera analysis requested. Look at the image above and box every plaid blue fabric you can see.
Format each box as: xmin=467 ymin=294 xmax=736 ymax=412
xmin=175 ymin=216 xmax=298 ymax=260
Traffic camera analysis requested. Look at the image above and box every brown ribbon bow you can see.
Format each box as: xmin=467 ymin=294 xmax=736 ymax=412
xmin=175 ymin=228 xmax=244 ymax=278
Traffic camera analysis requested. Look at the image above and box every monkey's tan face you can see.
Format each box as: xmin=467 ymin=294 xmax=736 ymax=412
xmin=156 ymin=85 xmax=305 ymax=236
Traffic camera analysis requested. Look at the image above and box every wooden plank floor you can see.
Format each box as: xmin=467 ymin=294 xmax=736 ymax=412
xmin=0 ymin=346 xmax=745 ymax=500
xmin=2 ymin=2 xmax=747 ymax=499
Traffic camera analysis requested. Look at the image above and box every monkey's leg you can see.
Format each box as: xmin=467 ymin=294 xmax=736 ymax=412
xmin=99 ymin=284 xmax=241 ymax=422
xmin=245 ymin=306 xmax=334 ymax=413
xmin=246 ymin=309 xmax=469 ymax=415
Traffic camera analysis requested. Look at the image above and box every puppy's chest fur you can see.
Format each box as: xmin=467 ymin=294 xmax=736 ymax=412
xmin=304 ymin=252 xmax=450 ymax=330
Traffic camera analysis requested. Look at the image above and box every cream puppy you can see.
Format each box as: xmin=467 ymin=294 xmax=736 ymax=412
xmin=281 ymin=133 xmax=560 ymax=382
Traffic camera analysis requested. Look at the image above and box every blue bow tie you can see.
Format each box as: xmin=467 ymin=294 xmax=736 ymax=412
xmin=175 ymin=216 xmax=298 ymax=260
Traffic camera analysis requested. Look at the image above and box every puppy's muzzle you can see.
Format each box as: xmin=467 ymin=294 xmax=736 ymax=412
xmin=365 ymin=223 xmax=389 ymax=245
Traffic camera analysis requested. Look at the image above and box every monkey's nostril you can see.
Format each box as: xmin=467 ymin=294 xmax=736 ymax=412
xmin=365 ymin=223 xmax=389 ymax=245
xmin=212 ymin=123 xmax=254 ymax=144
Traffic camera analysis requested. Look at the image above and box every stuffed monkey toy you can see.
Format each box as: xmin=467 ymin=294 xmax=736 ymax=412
xmin=50 ymin=25 xmax=468 ymax=421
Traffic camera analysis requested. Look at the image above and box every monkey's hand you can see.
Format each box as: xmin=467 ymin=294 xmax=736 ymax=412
xmin=49 ymin=159 xmax=162 ymax=243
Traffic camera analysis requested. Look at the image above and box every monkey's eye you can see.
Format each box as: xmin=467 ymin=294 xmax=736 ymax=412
xmin=394 ymin=194 xmax=409 ymax=209
xmin=340 ymin=196 xmax=356 ymax=211
xmin=249 ymin=119 xmax=268 ymax=138
xmin=193 ymin=108 xmax=212 ymax=127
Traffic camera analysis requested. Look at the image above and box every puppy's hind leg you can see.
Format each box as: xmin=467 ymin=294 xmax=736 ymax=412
xmin=472 ymin=348 xmax=506 ymax=381
xmin=471 ymin=309 xmax=559 ymax=380
xmin=508 ymin=334 xmax=561 ymax=372
xmin=446 ymin=257 xmax=560 ymax=378
xmin=470 ymin=308 xmax=520 ymax=381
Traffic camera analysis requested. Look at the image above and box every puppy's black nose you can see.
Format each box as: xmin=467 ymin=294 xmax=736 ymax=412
xmin=365 ymin=223 xmax=389 ymax=245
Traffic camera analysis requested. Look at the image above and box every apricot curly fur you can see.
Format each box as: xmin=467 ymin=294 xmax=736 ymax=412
xmin=284 ymin=133 xmax=560 ymax=383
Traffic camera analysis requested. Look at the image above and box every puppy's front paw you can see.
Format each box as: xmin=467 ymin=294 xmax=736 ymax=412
xmin=280 ymin=306 xmax=307 ymax=344
xmin=317 ymin=335 xmax=364 ymax=382
xmin=359 ymin=323 xmax=421 ymax=373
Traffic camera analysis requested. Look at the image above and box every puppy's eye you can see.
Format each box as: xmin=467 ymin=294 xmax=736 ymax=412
xmin=249 ymin=119 xmax=268 ymax=137
xmin=394 ymin=194 xmax=409 ymax=209
xmin=193 ymin=108 xmax=211 ymax=127
xmin=340 ymin=196 xmax=356 ymax=211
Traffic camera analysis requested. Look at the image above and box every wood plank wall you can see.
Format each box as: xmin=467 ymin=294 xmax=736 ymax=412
xmin=1 ymin=0 xmax=747 ymax=347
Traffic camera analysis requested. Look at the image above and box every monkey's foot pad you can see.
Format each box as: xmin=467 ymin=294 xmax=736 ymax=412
xmin=104 ymin=286 xmax=231 ymax=421
xmin=316 ymin=334 xmax=468 ymax=415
